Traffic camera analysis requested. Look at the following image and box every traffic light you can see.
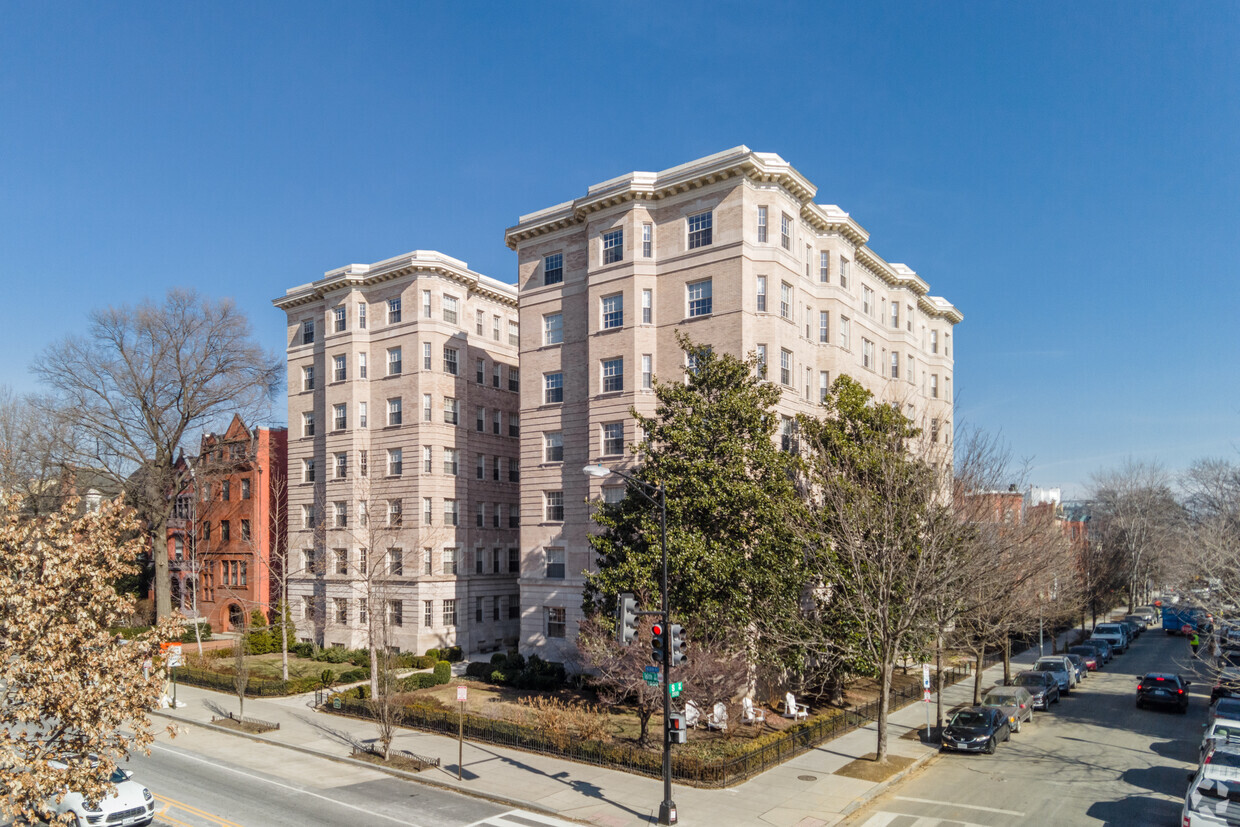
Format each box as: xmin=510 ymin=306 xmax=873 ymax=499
xmin=667 ymin=712 xmax=687 ymax=744
xmin=616 ymin=593 xmax=639 ymax=646
xmin=668 ymin=624 xmax=687 ymax=667
xmin=651 ymin=622 xmax=665 ymax=664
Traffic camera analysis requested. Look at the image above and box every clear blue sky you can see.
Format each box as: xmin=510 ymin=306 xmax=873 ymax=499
xmin=2 ymin=2 xmax=1236 ymax=497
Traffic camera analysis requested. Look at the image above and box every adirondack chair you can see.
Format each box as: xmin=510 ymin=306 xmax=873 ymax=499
xmin=684 ymin=699 xmax=702 ymax=728
xmin=742 ymin=697 xmax=766 ymax=725
xmin=783 ymin=692 xmax=809 ymax=720
xmin=707 ymin=701 xmax=729 ymax=731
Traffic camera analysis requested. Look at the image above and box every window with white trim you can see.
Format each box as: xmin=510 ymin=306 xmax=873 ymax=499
xmin=443 ymin=346 xmax=458 ymax=376
xmin=387 ymin=448 xmax=402 ymax=476
xmin=545 ymin=547 xmax=565 ymax=579
xmin=442 ymin=294 xmax=459 ymax=325
xmin=819 ymin=310 xmax=829 ymax=343
xmin=544 ymin=432 xmax=563 ymax=462
xmin=544 ymin=372 xmax=563 ymax=404
xmin=862 ymin=339 xmax=874 ymax=370
xmin=422 ymin=393 xmax=432 ymax=422
xmin=302 ymin=412 xmax=314 ymax=437
xmin=601 ymin=358 xmax=623 ymax=393
xmin=387 ymin=298 xmax=401 ymax=324
xmin=302 ymin=319 xmax=314 ymax=344
xmin=388 ymin=500 xmax=402 ymax=527
xmin=641 ymin=289 xmax=652 ymax=324
xmin=334 ymin=453 xmax=347 ymax=479
xmin=546 ymin=606 xmax=566 ymax=638
xmin=687 ymin=211 xmax=713 ymax=249
xmin=443 ymin=499 xmax=459 ymax=526
xmin=443 ymin=448 xmax=458 ymax=476
xmin=357 ymin=302 xmax=366 ymax=329
xmin=545 ymin=491 xmax=564 ymax=522
xmin=820 ymin=250 xmax=829 ymax=283
xmin=302 ymin=366 xmax=314 ymax=391
xmin=642 ymin=223 xmax=653 ymax=257
xmin=862 ymin=286 xmax=874 ymax=317
xmin=757 ymin=205 xmax=768 ymax=242
xmin=687 ymin=279 xmax=712 ymax=317
xmin=543 ymin=253 xmax=563 ymax=285
xmin=780 ymin=213 xmax=791 ymax=250
xmin=642 ymin=354 xmax=652 ymax=389
xmin=780 ymin=282 xmax=791 ymax=319
xmin=333 ymin=306 xmax=346 ymax=332
xmin=602 ymin=422 xmax=623 ymax=456
xmin=780 ymin=349 xmax=792 ymax=386
xmin=756 ymin=275 xmax=766 ymax=312
xmin=333 ymin=404 xmax=347 ymax=431
xmin=819 ymin=370 xmax=829 ymax=403
xmin=603 ymin=228 xmax=623 ymax=264
xmin=890 ymin=352 xmax=900 ymax=379
xmin=444 ymin=397 xmax=458 ymax=425
xmin=387 ymin=397 xmax=401 ymax=426
xmin=602 ymin=293 xmax=623 ymax=330
xmin=756 ymin=344 xmax=767 ymax=379
xmin=357 ymin=352 xmax=367 ymax=379
xmin=422 ymin=289 xmax=432 ymax=318
xmin=840 ymin=258 xmax=850 ymax=289
xmin=387 ymin=347 xmax=402 ymax=376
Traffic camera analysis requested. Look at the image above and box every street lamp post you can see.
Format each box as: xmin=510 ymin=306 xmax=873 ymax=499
xmin=583 ymin=463 xmax=676 ymax=826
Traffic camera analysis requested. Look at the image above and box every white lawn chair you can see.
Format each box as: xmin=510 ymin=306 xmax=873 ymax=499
xmin=684 ymin=700 xmax=701 ymax=728
xmin=783 ymin=692 xmax=809 ymax=720
xmin=742 ymin=697 xmax=766 ymax=725
xmin=707 ymin=701 xmax=728 ymax=731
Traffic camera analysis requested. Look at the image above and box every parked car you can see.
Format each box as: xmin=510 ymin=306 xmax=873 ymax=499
xmin=1123 ymin=616 xmax=1145 ymax=638
xmin=1064 ymin=653 xmax=1088 ymax=682
xmin=1079 ymin=638 xmax=1114 ymax=664
xmin=1092 ymin=622 xmax=1130 ymax=654
xmin=1132 ymin=606 xmax=1158 ymax=626
xmin=1011 ymin=670 xmax=1061 ymax=710
xmin=1034 ymin=656 xmax=1076 ymax=693
xmin=981 ymin=686 xmax=1035 ymax=733
xmin=45 ymin=759 xmax=155 ymax=827
xmin=1201 ymin=721 xmax=1240 ymax=764
xmin=1068 ymin=645 xmax=1100 ymax=671
xmin=1136 ymin=672 xmax=1190 ymax=713
xmin=1183 ymin=741 xmax=1240 ymax=826
xmin=940 ymin=706 xmax=1012 ymax=754
xmin=1210 ymin=697 xmax=1240 ymax=725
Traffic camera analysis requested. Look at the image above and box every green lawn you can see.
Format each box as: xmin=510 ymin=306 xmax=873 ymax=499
xmin=189 ymin=652 xmax=367 ymax=682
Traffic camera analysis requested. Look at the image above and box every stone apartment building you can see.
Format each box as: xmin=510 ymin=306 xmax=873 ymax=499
xmin=273 ymin=250 xmax=522 ymax=654
xmin=164 ymin=415 xmax=288 ymax=632
xmin=504 ymin=146 xmax=962 ymax=658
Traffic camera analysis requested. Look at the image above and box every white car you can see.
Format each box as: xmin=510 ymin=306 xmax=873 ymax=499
xmin=1183 ymin=742 xmax=1240 ymax=825
xmin=1034 ymin=656 xmax=1076 ymax=692
xmin=46 ymin=760 xmax=156 ymax=827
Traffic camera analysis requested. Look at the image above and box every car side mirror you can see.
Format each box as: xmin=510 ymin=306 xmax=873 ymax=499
xmin=1185 ymin=681 xmax=1192 ymax=687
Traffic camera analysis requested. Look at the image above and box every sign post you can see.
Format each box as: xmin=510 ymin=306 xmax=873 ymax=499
xmin=922 ymin=664 xmax=932 ymax=737
xmin=456 ymin=685 xmax=467 ymax=780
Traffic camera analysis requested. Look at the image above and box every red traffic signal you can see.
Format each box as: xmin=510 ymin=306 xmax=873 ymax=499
xmin=651 ymin=623 xmax=664 ymax=637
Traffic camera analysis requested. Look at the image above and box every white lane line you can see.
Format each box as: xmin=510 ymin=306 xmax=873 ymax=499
xmin=893 ymin=795 xmax=1026 ymax=816
xmin=149 ymin=741 xmax=429 ymax=826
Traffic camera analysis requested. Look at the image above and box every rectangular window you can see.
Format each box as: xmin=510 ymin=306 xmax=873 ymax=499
xmin=476 ymin=596 xmax=484 ymax=622
xmin=359 ymin=597 xmax=367 ymax=624
xmin=359 ymin=401 xmax=367 ymax=428
xmin=241 ymin=478 xmax=250 ymax=500
xmin=220 ymin=520 xmax=230 ymax=541
xmin=545 ymin=432 xmax=563 ymax=462
xmin=360 ymin=450 xmax=368 ymax=477
xmin=509 ymin=320 xmax=519 ymax=346
xmin=756 ymin=276 xmax=766 ymax=312
xmin=862 ymin=339 xmax=874 ymax=370
xmin=443 ymin=599 xmax=457 ymax=627
xmin=302 ymin=319 xmax=315 ymax=344
xmin=931 ymin=374 xmax=939 ymax=398
xmin=602 ymin=294 xmax=623 ymax=329
xmin=358 ymin=302 xmax=366 ymax=329
xmin=444 ymin=397 xmax=459 ymax=425
xmin=641 ymin=289 xmax=652 ymax=324
xmin=241 ymin=519 xmax=251 ymax=540
xmin=820 ymin=250 xmax=829 ymax=283
xmin=423 ymin=394 xmax=432 ymax=422
xmin=302 ymin=366 xmax=314 ymax=391
xmin=863 ymin=286 xmax=874 ymax=317
xmin=840 ymin=258 xmax=850 ymax=289
xmin=907 ymin=304 xmax=914 ymax=332
xmin=508 ymin=367 xmax=519 ymax=392
xmin=387 ymin=298 xmax=401 ymax=324
xmin=222 ymin=480 xmax=231 ymax=501
xmin=891 ymin=301 xmax=900 ymax=329
xmin=423 ymin=444 xmax=433 ymax=473
xmin=908 ymin=354 xmax=915 ymax=384
xmin=334 ymin=453 xmax=347 ymax=479
xmin=333 ymin=501 xmax=348 ymax=528
xmin=687 ymin=211 xmax=713 ymax=249
xmin=509 ymin=549 xmax=520 ymax=574
xmin=333 ymin=404 xmax=347 ymax=431
xmin=804 ymin=305 xmax=811 ymax=339
xmin=388 ymin=600 xmax=403 ymax=628
xmin=780 ymin=349 xmax=792 ymax=386
xmin=493 ymin=410 xmax=501 ymax=434
xmin=476 ymin=309 xmax=485 ymax=335
xmin=687 ymin=279 xmax=712 ymax=317
xmin=602 ymin=422 xmax=624 ymax=456
xmin=493 ymin=455 xmax=501 ymax=481
xmin=444 ymin=499 xmax=459 ymax=526
xmin=358 ymin=352 xmax=367 ymax=379
xmin=443 ymin=347 xmax=458 ymax=376
xmin=422 ymin=289 xmax=432 ymax=318
xmin=840 ymin=316 xmax=851 ymax=350
xmin=493 ymin=315 xmax=501 ymax=341
xmin=602 ymin=357 xmax=623 ymax=393
xmin=387 ymin=448 xmax=403 ymax=476
xmin=603 ymin=228 xmax=623 ymax=264
xmin=806 ymin=243 xmax=812 ymax=277
xmin=931 ymin=418 xmax=941 ymax=443
xmin=890 ymin=352 xmax=900 ymax=379
xmin=544 ymin=313 xmax=563 ymax=345
xmin=387 ymin=347 xmax=402 ymax=376
xmin=443 ymin=294 xmax=459 ymax=325
xmin=476 ymin=503 xmax=485 ymax=527
xmin=493 ymin=504 xmax=502 ymax=528
xmin=509 ymin=459 xmax=519 ymax=483
xmin=334 ymin=549 xmax=347 ymax=575
xmin=303 ymin=459 xmax=315 ymax=483
xmin=757 ymin=205 xmax=768 ymax=242
xmin=493 ymin=363 xmax=501 ymax=388
xmin=819 ymin=310 xmax=829 ymax=343
xmin=780 ymin=282 xmax=791 ymax=319
xmin=334 ymin=598 xmax=347 ymax=623
xmin=333 ymin=354 xmax=346 ymax=382
xmin=443 ymin=547 xmax=458 ymax=575
xmin=931 ymin=330 xmax=939 ymax=354
xmin=642 ymin=354 xmax=653 ymax=389
xmin=476 ymin=358 xmax=485 ymax=384
xmin=819 ymin=370 xmax=829 ymax=403
xmin=302 ymin=412 xmax=314 ymax=437
xmin=543 ymin=253 xmax=563 ymax=285
xmin=477 ymin=453 xmax=485 ymax=479
xmin=805 ymin=366 xmax=811 ymax=399
xmin=642 ymin=222 xmax=653 ymax=257
xmin=423 ymin=498 xmax=433 ymax=524
xmin=544 ymin=372 xmax=563 ymax=404
xmin=546 ymin=607 xmax=566 ymax=639
xmin=780 ymin=213 xmax=791 ymax=250
xmin=508 ymin=412 xmax=519 ymax=437
xmin=756 ymin=344 xmax=767 ymax=379
xmin=387 ymin=547 xmax=404 ymax=576
xmin=388 ymin=397 xmax=402 ymax=426
xmin=300 ymin=506 xmax=311 ymax=529
xmin=422 ymin=341 xmax=432 ymax=370
xmin=545 ymin=548 xmax=565 ymax=579
xmin=476 ymin=406 xmax=485 ymax=432
xmin=443 ymin=448 xmax=458 ymax=476
xmin=388 ymin=499 xmax=402 ymax=527
xmin=545 ymin=491 xmax=564 ymax=522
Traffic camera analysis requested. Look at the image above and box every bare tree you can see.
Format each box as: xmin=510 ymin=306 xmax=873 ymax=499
xmin=233 ymin=617 xmax=251 ymax=720
xmin=1090 ymin=460 xmax=1181 ymax=613
xmin=0 ymin=388 xmax=80 ymax=515
xmin=33 ymin=289 xmax=283 ymax=619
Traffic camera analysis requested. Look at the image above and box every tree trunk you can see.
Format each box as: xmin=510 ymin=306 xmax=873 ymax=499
xmin=876 ymin=658 xmax=893 ymax=762
xmin=152 ymin=519 xmax=172 ymax=620
xmin=934 ymin=631 xmax=945 ymax=730
xmin=972 ymin=647 xmax=984 ymax=705
xmin=280 ymin=599 xmax=290 ymax=682
xmin=1002 ymin=637 xmax=1011 ymax=685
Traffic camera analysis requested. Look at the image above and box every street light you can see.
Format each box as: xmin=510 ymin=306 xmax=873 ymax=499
xmin=583 ymin=463 xmax=676 ymax=826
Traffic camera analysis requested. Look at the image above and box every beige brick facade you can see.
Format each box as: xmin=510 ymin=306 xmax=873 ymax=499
xmin=273 ymin=251 xmax=522 ymax=656
xmin=505 ymin=147 xmax=963 ymax=658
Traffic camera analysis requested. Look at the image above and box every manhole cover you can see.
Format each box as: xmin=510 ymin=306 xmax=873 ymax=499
xmin=798 ymin=775 xmax=817 ymax=781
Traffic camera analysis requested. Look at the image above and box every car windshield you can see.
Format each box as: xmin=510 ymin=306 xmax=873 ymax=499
xmin=1035 ymin=660 xmax=1063 ymax=671
xmin=108 ymin=769 xmax=127 ymax=783
xmin=1015 ymin=675 xmax=1045 ymax=686
xmin=950 ymin=711 xmax=988 ymax=728
xmin=983 ymin=693 xmax=1016 ymax=705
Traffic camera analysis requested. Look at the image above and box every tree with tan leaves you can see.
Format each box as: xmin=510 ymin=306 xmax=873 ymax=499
xmin=0 ymin=495 xmax=179 ymax=825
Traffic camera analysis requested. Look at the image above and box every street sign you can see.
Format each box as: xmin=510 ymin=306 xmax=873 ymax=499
xmin=161 ymin=642 xmax=183 ymax=667
xmin=669 ymin=682 xmax=683 ymax=698
xmin=457 ymin=685 xmax=468 ymax=702
xmin=922 ymin=664 xmax=930 ymax=690
xmin=923 ymin=689 xmax=931 ymax=702
xmin=644 ymin=673 xmax=659 ymax=686
xmin=644 ymin=665 xmax=660 ymax=676
xmin=333 ymin=696 xmax=341 ymax=709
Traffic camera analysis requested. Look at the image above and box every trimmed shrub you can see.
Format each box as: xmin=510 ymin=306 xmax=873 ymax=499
xmin=424 ymin=648 xmax=440 ymax=661
xmin=291 ymin=642 xmax=315 ymax=658
xmin=465 ymin=662 xmax=492 ymax=680
xmin=338 ymin=667 xmax=369 ymax=683
xmin=443 ymin=646 xmax=463 ymax=663
xmin=314 ymin=646 xmax=350 ymax=664
xmin=409 ymin=655 xmax=436 ymax=669
xmin=433 ymin=660 xmax=451 ymax=684
xmin=490 ymin=652 xmax=506 ymax=666
xmin=490 ymin=670 xmax=508 ymax=685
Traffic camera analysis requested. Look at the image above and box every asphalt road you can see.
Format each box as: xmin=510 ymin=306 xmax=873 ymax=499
xmin=848 ymin=627 xmax=1208 ymax=827
xmin=14 ymin=724 xmax=576 ymax=827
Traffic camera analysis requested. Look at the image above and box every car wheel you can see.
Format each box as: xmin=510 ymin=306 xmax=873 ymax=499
xmin=1013 ymin=718 xmax=1021 ymax=734
xmin=1136 ymin=697 xmax=1143 ymax=709
xmin=984 ymin=736 xmax=997 ymax=755
xmin=1005 ymin=726 xmax=1012 ymax=742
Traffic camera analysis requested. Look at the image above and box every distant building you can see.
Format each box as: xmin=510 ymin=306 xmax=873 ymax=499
xmin=504 ymin=146 xmax=962 ymax=657
xmin=163 ymin=415 xmax=288 ymax=631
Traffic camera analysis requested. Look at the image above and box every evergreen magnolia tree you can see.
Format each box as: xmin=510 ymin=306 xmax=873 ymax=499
xmin=584 ymin=334 xmax=806 ymax=665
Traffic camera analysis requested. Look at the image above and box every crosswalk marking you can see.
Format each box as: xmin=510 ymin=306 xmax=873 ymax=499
xmin=855 ymin=811 xmax=1001 ymax=827
xmin=464 ymin=810 xmax=581 ymax=827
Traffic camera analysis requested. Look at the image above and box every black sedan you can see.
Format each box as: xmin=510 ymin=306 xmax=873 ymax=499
xmin=1136 ymin=672 xmax=1190 ymax=713
xmin=1011 ymin=670 xmax=1061 ymax=710
xmin=940 ymin=706 xmax=1012 ymax=754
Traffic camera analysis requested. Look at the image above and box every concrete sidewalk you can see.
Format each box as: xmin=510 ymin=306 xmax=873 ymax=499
xmin=153 ymin=623 xmax=1106 ymax=827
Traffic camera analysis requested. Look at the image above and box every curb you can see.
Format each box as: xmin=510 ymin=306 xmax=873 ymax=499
xmin=150 ymin=709 xmax=590 ymax=825
xmin=837 ymin=747 xmax=942 ymax=819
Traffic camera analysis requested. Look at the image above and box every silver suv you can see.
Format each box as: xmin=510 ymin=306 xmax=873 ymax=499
xmin=1092 ymin=622 xmax=1130 ymax=654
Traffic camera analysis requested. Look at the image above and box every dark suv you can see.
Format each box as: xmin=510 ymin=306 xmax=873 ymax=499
xmin=1136 ymin=672 xmax=1190 ymax=713
xmin=1011 ymin=670 xmax=1061 ymax=710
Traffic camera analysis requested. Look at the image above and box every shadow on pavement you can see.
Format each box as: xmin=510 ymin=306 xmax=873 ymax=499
xmin=1150 ymin=737 xmax=1199 ymax=764
xmin=1121 ymin=764 xmax=1193 ymax=798
xmin=1086 ymin=793 xmax=1181 ymax=825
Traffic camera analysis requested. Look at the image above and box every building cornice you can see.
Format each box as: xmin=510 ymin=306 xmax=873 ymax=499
xmin=272 ymin=250 xmax=517 ymax=312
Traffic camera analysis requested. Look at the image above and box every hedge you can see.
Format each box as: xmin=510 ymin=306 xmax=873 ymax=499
xmin=172 ymin=665 xmax=322 ymax=696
